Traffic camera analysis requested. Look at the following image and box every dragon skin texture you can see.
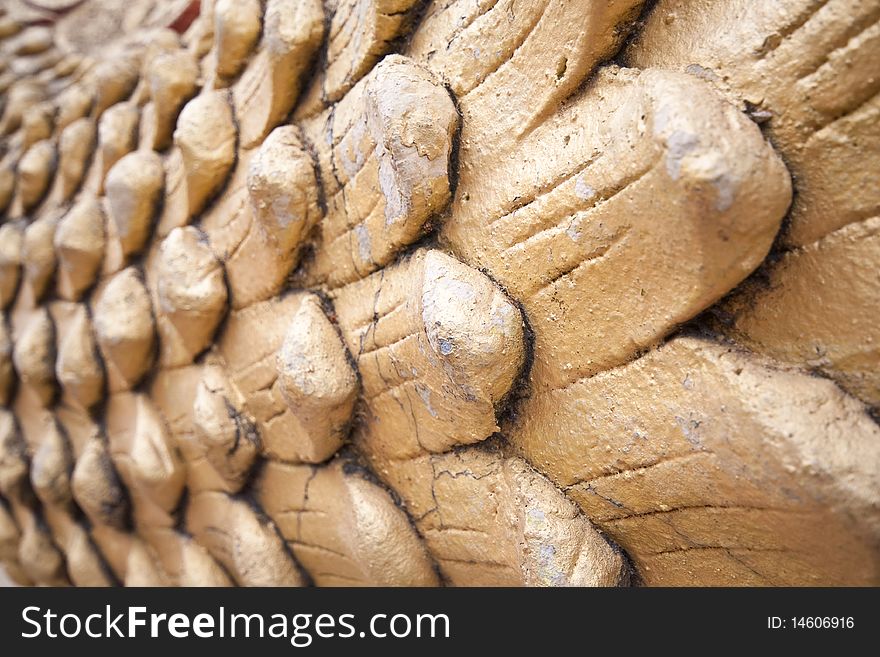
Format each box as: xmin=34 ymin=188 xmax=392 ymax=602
xmin=0 ymin=0 xmax=878 ymax=587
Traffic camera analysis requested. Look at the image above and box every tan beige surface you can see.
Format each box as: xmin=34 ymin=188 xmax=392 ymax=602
xmin=510 ymin=335 xmax=880 ymax=585
xmin=0 ymin=0 xmax=878 ymax=587
xmin=626 ymin=0 xmax=880 ymax=413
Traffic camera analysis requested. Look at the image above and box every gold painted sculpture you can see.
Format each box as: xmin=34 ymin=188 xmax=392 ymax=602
xmin=0 ymin=0 xmax=878 ymax=587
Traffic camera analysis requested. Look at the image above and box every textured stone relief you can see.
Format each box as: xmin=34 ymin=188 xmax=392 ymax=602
xmin=0 ymin=0 xmax=877 ymax=587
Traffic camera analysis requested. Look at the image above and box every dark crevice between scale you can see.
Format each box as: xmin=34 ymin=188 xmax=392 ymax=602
xmin=336 ymin=445 xmax=449 ymax=587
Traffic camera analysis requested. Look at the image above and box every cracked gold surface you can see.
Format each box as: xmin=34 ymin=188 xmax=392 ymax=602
xmin=0 ymin=0 xmax=878 ymax=587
